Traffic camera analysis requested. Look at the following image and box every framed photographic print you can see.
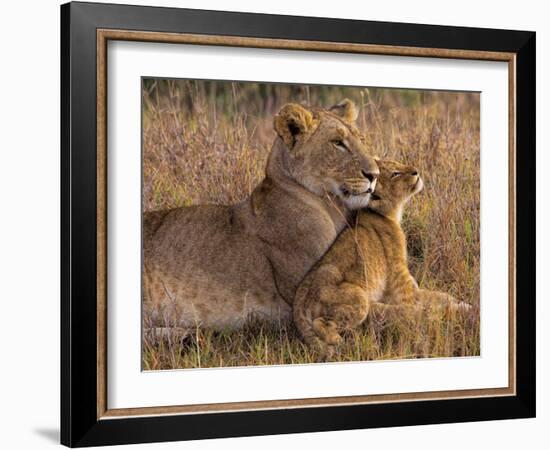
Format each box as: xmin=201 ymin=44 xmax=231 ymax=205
xmin=61 ymin=1 xmax=536 ymax=447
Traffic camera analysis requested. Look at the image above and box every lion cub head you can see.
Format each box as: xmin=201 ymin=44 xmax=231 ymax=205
xmin=273 ymin=99 xmax=379 ymax=210
xmin=367 ymin=159 xmax=423 ymax=222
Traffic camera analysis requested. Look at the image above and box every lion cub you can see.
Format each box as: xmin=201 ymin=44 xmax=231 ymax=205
xmin=294 ymin=159 xmax=468 ymax=357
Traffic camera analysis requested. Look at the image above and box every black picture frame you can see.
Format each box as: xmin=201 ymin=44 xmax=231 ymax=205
xmin=61 ymin=1 xmax=536 ymax=447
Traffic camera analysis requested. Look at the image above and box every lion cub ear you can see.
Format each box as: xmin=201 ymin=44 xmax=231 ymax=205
xmin=329 ymin=98 xmax=359 ymax=123
xmin=274 ymin=103 xmax=314 ymax=149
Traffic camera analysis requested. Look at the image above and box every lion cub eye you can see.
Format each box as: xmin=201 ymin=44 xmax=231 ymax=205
xmin=391 ymin=172 xmax=402 ymax=179
xmin=332 ymin=140 xmax=348 ymax=152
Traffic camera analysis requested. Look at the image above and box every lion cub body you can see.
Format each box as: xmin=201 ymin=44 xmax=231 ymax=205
xmin=294 ymin=159 xmax=462 ymax=355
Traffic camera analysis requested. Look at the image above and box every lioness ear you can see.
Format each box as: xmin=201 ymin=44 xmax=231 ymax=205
xmin=329 ymin=98 xmax=359 ymax=123
xmin=274 ymin=103 xmax=314 ymax=149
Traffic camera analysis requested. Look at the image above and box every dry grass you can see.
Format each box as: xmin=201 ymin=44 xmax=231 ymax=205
xmin=142 ymin=79 xmax=480 ymax=370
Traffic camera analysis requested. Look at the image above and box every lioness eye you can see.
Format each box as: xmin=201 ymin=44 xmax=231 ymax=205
xmin=332 ymin=140 xmax=348 ymax=152
xmin=391 ymin=172 xmax=402 ymax=179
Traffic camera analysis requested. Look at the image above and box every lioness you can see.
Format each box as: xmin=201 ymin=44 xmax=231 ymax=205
xmin=143 ymin=100 xmax=379 ymax=330
xmin=293 ymin=159 xmax=470 ymax=357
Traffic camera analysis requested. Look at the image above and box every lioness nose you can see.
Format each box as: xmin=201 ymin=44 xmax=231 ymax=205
xmin=361 ymin=169 xmax=377 ymax=182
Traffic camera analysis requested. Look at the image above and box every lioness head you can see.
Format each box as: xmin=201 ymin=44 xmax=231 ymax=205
xmin=367 ymin=159 xmax=423 ymax=222
xmin=273 ymin=99 xmax=379 ymax=210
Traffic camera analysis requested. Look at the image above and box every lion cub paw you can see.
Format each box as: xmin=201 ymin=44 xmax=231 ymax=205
xmin=312 ymin=317 xmax=342 ymax=345
xmin=310 ymin=317 xmax=342 ymax=362
xmin=316 ymin=345 xmax=337 ymax=363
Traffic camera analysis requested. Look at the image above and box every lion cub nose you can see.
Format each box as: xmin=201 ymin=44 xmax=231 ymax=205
xmin=361 ymin=169 xmax=377 ymax=182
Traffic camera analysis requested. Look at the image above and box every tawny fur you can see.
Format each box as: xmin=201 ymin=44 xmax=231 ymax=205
xmin=293 ymin=159 xmax=470 ymax=359
xmin=143 ymin=100 xmax=379 ymax=330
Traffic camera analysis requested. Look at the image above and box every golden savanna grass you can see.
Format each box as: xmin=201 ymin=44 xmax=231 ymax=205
xmin=142 ymin=79 xmax=480 ymax=370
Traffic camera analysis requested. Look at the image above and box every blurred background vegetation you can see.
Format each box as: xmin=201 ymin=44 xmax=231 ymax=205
xmin=142 ymin=78 xmax=480 ymax=370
